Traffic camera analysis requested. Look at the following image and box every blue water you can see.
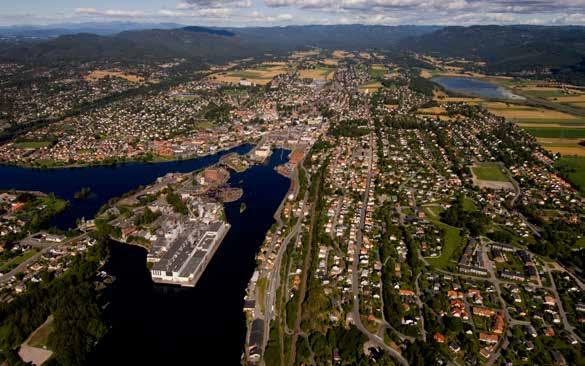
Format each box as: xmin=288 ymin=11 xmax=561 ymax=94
xmin=0 ymin=144 xmax=252 ymax=229
xmin=432 ymin=76 xmax=525 ymax=101
xmin=91 ymin=148 xmax=291 ymax=366
xmin=1 ymin=144 xmax=291 ymax=365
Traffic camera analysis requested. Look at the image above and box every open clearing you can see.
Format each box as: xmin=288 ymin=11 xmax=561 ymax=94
xmin=524 ymin=128 xmax=585 ymax=139
xmin=13 ymin=140 xmax=53 ymax=149
xmin=210 ymin=65 xmax=289 ymax=85
xmin=471 ymin=163 xmax=510 ymax=182
xmin=419 ymin=69 xmax=433 ymax=78
xmin=369 ymin=64 xmax=387 ymax=79
xmin=19 ymin=315 xmax=54 ymax=366
xmin=85 ymin=70 xmax=144 ymax=83
xmin=417 ymin=106 xmax=447 ymax=115
xmin=426 ymin=220 xmax=463 ymax=271
xmin=550 ymin=95 xmax=585 ymax=104
xmin=291 ymin=50 xmax=321 ymax=59
xmin=537 ymin=138 xmax=585 ymax=156
xmin=358 ymin=81 xmax=382 ymax=94
xmin=322 ymin=58 xmax=339 ymax=66
xmin=555 ymin=156 xmax=585 ymax=194
xmin=470 ymin=163 xmax=515 ymax=190
xmin=485 ymin=103 xmax=579 ymax=121
xmin=299 ymin=67 xmax=334 ymax=80
xmin=332 ymin=50 xmax=353 ymax=59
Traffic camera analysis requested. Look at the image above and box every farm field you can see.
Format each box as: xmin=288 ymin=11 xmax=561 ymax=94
xmin=358 ymin=81 xmax=382 ymax=94
xmin=85 ymin=70 xmax=144 ymax=83
xmin=471 ymin=163 xmax=510 ymax=182
xmin=210 ymin=64 xmax=289 ymax=85
xmin=537 ymin=137 xmax=585 ymax=156
xmin=299 ymin=66 xmax=334 ymax=80
xmin=484 ymin=103 xmax=579 ymax=121
xmin=550 ymin=95 xmax=585 ymax=103
xmin=524 ymin=128 xmax=585 ymax=139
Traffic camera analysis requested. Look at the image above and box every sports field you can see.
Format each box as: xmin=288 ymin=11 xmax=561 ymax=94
xmin=471 ymin=163 xmax=510 ymax=182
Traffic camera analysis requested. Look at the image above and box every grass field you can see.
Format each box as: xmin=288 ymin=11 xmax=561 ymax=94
xmin=471 ymin=164 xmax=510 ymax=182
xmin=417 ymin=106 xmax=447 ymax=115
xmin=299 ymin=66 xmax=334 ymax=80
xmin=85 ymin=70 xmax=144 ymax=83
xmin=358 ymin=81 xmax=382 ymax=94
xmin=369 ymin=65 xmax=387 ymax=79
xmin=485 ymin=103 xmax=579 ymax=121
xmin=524 ymin=128 xmax=585 ymax=139
xmin=427 ymin=220 xmax=464 ymax=270
xmin=555 ymin=156 xmax=585 ymax=194
xmin=13 ymin=141 xmax=53 ymax=149
xmin=211 ymin=65 xmax=289 ymax=85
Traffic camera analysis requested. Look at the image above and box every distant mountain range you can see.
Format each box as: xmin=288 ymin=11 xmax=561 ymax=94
xmin=1 ymin=23 xmax=585 ymax=84
xmin=0 ymin=24 xmax=439 ymax=64
xmin=398 ymin=25 xmax=585 ymax=84
xmin=0 ymin=22 xmax=185 ymax=38
xmin=398 ymin=25 xmax=585 ymax=72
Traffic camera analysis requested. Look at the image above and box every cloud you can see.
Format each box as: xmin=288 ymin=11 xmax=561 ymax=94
xmin=177 ymin=0 xmax=252 ymax=9
xmin=4 ymin=0 xmax=585 ymax=26
xmin=74 ymin=8 xmax=146 ymax=18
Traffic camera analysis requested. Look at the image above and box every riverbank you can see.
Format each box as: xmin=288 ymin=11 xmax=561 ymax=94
xmin=90 ymin=148 xmax=291 ymax=366
xmin=0 ymin=140 xmax=256 ymax=170
xmin=0 ymin=144 xmax=253 ymax=229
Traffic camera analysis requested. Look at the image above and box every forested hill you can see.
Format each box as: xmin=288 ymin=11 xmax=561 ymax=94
xmin=0 ymin=25 xmax=439 ymax=64
xmin=398 ymin=25 xmax=585 ymax=83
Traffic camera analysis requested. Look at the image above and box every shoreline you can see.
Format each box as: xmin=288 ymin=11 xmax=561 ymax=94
xmin=0 ymin=141 xmax=255 ymax=171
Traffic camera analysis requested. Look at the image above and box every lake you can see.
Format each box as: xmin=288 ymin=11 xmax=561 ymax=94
xmin=0 ymin=146 xmax=291 ymax=365
xmin=432 ymin=76 xmax=525 ymax=101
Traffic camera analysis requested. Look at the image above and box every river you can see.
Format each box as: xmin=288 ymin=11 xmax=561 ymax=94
xmin=0 ymin=144 xmax=252 ymax=229
xmin=0 ymin=146 xmax=291 ymax=365
xmin=432 ymin=76 xmax=525 ymax=101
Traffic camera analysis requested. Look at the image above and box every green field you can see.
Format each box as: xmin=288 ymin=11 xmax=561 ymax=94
xmin=471 ymin=164 xmax=510 ymax=182
xmin=427 ymin=220 xmax=464 ymax=271
xmin=555 ymin=156 xmax=585 ymax=194
xmin=230 ymin=70 xmax=265 ymax=79
xmin=13 ymin=140 xmax=53 ymax=149
xmin=524 ymin=128 xmax=585 ymax=139
xmin=369 ymin=67 xmax=387 ymax=79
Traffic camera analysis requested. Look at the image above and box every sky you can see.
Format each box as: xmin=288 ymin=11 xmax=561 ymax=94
xmin=1 ymin=0 xmax=585 ymax=27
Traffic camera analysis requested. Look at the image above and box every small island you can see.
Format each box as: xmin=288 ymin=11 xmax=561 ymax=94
xmin=74 ymin=187 xmax=93 ymax=200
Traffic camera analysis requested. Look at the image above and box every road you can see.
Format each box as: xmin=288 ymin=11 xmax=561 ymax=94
xmin=0 ymin=232 xmax=89 ymax=285
xmin=287 ymin=164 xmax=323 ymax=366
xmin=350 ymin=130 xmax=410 ymax=366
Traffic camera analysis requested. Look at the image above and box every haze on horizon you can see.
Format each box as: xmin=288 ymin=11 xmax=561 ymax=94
xmin=1 ymin=0 xmax=585 ymax=28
